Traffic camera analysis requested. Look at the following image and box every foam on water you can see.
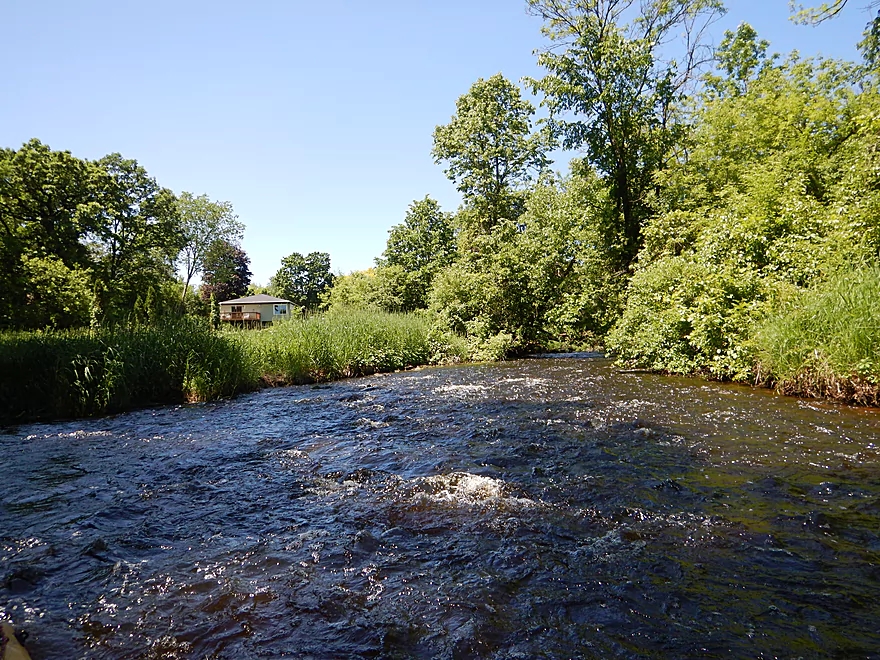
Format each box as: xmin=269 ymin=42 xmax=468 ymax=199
xmin=2 ymin=355 xmax=880 ymax=658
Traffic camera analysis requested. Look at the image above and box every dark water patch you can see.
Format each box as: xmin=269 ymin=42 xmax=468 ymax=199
xmin=2 ymin=356 xmax=879 ymax=657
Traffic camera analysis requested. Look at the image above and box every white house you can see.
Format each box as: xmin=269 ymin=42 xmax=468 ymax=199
xmin=218 ymin=294 xmax=294 ymax=327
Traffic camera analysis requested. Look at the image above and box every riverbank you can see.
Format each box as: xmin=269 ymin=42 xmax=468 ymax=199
xmin=607 ymin=265 xmax=880 ymax=408
xmin=0 ymin=310 xmax=446 ymax=426
xmin=4 ymin=301 xmax=877 ymax=427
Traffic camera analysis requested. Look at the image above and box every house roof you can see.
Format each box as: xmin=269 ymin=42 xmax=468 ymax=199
xmin=219 ymin=294 xmax=292 ymax=305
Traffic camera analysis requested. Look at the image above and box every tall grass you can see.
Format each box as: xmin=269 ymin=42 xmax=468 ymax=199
xmin=0 ymin=317 xmax=259 ymax=425
xmin=237 ymin=308 xmax=433 ymax=385
xmin=1 ymin=309 xmax=437 ymax=424
xmin=754 ymin=267 xmax=880 ymax=405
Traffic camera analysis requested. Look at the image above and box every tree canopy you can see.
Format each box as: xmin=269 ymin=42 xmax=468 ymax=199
xmin=527 ymin=0 xmax=725 ymax=268
xmin=200 ymin=239 xmax=252 ymax=303
xmin=271 ymin=251 xmax=334 ymax=309
xmin=176 ymin=192 xmax=243 ymax=303
xmin=433 ymin=74 xmax=550 ymax=232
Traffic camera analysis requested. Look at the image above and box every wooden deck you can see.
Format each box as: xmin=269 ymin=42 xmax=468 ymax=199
xmin=220 ymin=312 xmax=261 ymax=321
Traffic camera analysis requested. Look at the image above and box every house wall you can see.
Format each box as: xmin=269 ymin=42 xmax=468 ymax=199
xmin=220 ymin=302 xmax=290 ymax=323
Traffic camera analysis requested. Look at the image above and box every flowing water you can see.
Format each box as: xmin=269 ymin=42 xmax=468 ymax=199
xmin=2 ymin=355 xmax=879 ymax=658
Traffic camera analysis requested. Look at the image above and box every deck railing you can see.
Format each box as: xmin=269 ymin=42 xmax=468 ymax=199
xmin=220 ymin=312 xmax=261 ymax=321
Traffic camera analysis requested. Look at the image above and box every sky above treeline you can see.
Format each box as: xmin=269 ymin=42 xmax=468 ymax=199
xmin=1 ymin=1 xmax=872 ymax=284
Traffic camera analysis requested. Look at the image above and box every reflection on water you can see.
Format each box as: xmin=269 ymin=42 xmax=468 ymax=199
xmin=2 ymin=356 xmax=879 ymax=658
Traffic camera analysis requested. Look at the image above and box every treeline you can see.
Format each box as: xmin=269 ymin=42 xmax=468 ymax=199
xmin=0 ymin=137 xmax=341 ymax=327
xmin=324 ymin=3 xmax=880 ymax=403
xmin=4 ymin=0 xmax=879 ymax=412
xmin=0 ymin=139 xmax=247 ymax=328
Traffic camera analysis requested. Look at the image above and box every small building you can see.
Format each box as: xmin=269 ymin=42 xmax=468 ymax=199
xmin=219 ymin=294 xmax=294 ymax=327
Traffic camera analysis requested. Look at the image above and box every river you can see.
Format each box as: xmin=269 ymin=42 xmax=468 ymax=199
xmin=2 ymin=355 xmax=879 ymax=658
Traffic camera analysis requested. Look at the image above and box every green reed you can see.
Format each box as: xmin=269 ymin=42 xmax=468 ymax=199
xmin=754 ymin=267 xmax=880 ymax=404
xmin=236 ymin=308 xmax=433 ymax=385
xmin=1 ymin=309 xmax=437 ymax=424
xmin=0 ymin=317 xmax=259 ymax=425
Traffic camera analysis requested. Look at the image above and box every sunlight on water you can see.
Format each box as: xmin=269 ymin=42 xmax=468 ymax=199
xmin=2 ymin=355 xmax=879 ymax=657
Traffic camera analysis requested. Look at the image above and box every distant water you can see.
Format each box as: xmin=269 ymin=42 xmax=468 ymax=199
xmin=2 ymin=356 xmax=879 ymax=658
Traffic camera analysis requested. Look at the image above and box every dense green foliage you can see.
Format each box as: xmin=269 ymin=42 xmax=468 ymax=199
xmin=0 ymin=140 xmax=251 ymax=329
xmin=271 ymin=251 xmax=334 ymax=309
xmin=0 ymin=317 xmax=257 ymax=424
xmin=527 ymin=0 xmax=724 ymax=269
xmin=0 ymin=140 xmax=181 ymax=328
xmin=4 ymin=0 xmax=880 ymax=413
xmin=428 ymin=168 xmax=624 ymax=356
xmin=608 ymin=44 xmax=880 ymax=385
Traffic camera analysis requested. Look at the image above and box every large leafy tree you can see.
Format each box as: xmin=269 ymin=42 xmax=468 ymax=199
xmin=90 ymin=154 xmax=182 ymax=319
xmin=200 ymin=239 xmax=252 ymax=303
xmin=176 ymin=192 xmax=243 ymax=302
xmin=375 ymin=196 xmax=457 ymax=311
xmin=0 ymin=140 xmax=105 ymax=328
xmin=271 ymin=251 xmax=334 ymax=309
xmin=432 ymin=74 xmax=550 ymax=232
xmin=0 ymin=139 xmax=99 ymax=268
xmin=527 ymin=0 xmax=724 ymax=269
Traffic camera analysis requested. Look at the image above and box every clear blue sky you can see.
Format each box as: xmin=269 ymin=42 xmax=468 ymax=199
xmin=0 ymin=1 xmax=871 ymax=284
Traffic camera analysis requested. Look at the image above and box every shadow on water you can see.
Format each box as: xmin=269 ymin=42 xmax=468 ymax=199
xmin=1 ymin=355 xmax=879 ymax=658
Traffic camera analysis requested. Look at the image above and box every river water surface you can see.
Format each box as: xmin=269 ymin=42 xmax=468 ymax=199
xmin=2 ymin=355 xmax=879 ymax=658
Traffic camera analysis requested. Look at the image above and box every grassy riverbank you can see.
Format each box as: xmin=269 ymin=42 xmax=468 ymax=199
xmin=237 ymin=308 xmax=438 ymax=385
xmin=753 ymin=268 xmax=880 ymax=407
xmin=0 ymin=310 xmax=441 ymax=425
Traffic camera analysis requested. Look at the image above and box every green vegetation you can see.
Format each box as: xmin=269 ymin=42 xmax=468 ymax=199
xmin=0 ymin=317 xmax=256 ymax=425
xmin=754 ymin=268 xmax=880 ymax=405
xmin=0 ymin=310 xmax=440 ymax=425
xmin=270 ymin=251 xmax=334 ymax=310
xmin=3 ymin=0 xmax=880 ymax=414
xmin=238 ymin=308 xmax=442 ymax=385
xmin=607 ymin=35 xmax=880 ymax=394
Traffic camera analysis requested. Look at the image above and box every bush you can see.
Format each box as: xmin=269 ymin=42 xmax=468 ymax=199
xmin=607 ymin=258 xmax=765 ymax=379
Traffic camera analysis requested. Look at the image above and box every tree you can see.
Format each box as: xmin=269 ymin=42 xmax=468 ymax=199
xmin=527 ymin=0 xmax=724 ymax=269
xmin=375 ymin=196 xmax=457 ymax=310
xmin=270 ymin=251 xmax=334 ymax=309
xmin=0 ymin=140 xmax=101 ymax=328
xmin=380 ymin=196 xmax=456 ymax=273
xmin=322 ymin=269 xmax=384 ymax=311
xmin=199 ymin=239 xmax=252 ymax=303
xmin=789 ymin=1 xmax=880 ymax=67
xmin=432 ymin=74 xmax=550 ymax=232
xmin=705 ymin=22 xmax=771 ymax=98
xmin=0 ymin=139 xmax=100 ymax=269
xmin=176 ymin=192 xmax=243 ymax=303
xmin=90 ymin=153 xmax=182 ymax=320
